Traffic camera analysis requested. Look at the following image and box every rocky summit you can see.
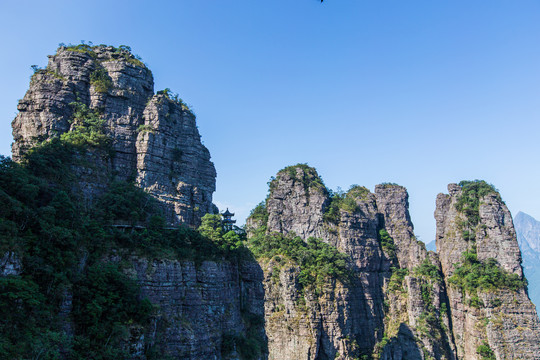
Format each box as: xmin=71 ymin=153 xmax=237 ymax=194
xmin=1 ymin=45 xmax=539 ymax=359
xmin=12 ymin=44 xmax=216 ymax=227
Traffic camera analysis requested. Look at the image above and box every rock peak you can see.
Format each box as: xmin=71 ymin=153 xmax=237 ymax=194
xmin=11 ymin=43 xmax=216 ymax=227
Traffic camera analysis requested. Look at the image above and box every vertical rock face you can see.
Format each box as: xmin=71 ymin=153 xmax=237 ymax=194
xmin=255 ymin=165 xmax=457 ymax=360
xmin=266 ymin=165 xmax=329 ymax=240
xmin=129 ymin=258 xmax=265 ymax=359
xmin=136 ymin=94 xmax=216 ymax=225
xmin=375 ymin=184 xmax=427 ymax=270
xmin=435 ymin=182 xmax=540 ymax=360
xmin=11 ymin=45 xmax=216 ymax=226
xmin=263 ymin=165 xmax=386 ymax=359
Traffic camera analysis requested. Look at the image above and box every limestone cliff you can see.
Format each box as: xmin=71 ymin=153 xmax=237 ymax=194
xmin=129 ymin=258 xmax=266 ymax=359
xmin=11 ymin=44 xmax=216 ymax=226
xmin=435 ymin=182 xmax=540 ymax=359
xmin=5 ymin=44 xmax=540 ymax=360
xmin=249 ymin=165 xmax=457 ymax=360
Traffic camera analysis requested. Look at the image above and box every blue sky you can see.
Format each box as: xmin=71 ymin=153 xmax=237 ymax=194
xmin=1 ymin=0 xmax=540 ymax=243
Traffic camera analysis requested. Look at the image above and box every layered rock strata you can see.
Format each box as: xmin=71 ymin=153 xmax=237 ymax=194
xmin=11 ymin=45 xmax=216 ymax=226
xmin=129 ymin=258 xmax=265 ymax=359
xmin=251 ymin=165 xmax=458 ymax=359
xmin=436 ymin=183 xmax=540 ymax=359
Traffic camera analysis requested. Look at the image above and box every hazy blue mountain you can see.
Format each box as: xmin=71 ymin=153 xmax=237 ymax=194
xmin=425 ymin=240 xmax=437 ymax=252
xmin=514 ymin=211 xmax=540 ymax=309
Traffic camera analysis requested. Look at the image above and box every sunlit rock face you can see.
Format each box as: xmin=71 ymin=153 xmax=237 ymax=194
xmin=436 ymin=183 xmax=540 ymax=360
xmin=12 ymin=45 xmax=216 ymax=227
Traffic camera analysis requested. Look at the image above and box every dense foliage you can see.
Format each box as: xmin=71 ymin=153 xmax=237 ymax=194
xmin=414 ymin=258 xmax=442 ymax=281
xmin=248 ymin=232 xmax=350 ymax=295
xmin=448 ymin=251 xmax=526 ymax=294
xmin=248 ymin=201 xmax=269 ymax=227
xmin=0 ymin=139 xmax=251 ymax=358
xmin=323 ymin=185 xmax=369 ymax=224
xmin=477 ymin=342 xmax=496 ymax=360
xmin=387 ymin=267 xmax=408 ymax=292
xmin=60 ymin=101 xmax=110 ymax=149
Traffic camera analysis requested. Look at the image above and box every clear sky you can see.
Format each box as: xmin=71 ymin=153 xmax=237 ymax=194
xmin=1 ymin=0 xmax=540 ymax=243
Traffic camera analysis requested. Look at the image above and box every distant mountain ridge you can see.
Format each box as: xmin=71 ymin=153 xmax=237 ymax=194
xmin=514 ymin=211 xmax=540 ymax=308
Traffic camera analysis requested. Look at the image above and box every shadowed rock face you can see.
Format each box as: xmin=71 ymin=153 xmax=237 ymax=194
xmin=435 ymin=183 xmax=540 ymax=360
xmin=11 ymin=45 xmax=216 ymax=227
xmin=375 ymin=184 xmax=427 ymax=271
xmin=129 ymin=258 xmax=266 ymax=359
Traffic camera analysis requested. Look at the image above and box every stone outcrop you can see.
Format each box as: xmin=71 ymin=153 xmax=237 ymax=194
xmin=375 ymin=184 xmax=426 ymax=270
xmin=435 ymin=183 xmax=540 ymax=359
xmin=252 ymin=165 xmax=458 ymax=359
xmin=11 ymin=45 xmax=216 ymax=226
xmin=128 ymin=258 xmax=265 ymax=359
xmin=8 ymin=44 xmax=540 ymax=359
xmin=266 ymin=165 xmax=329 ymax=240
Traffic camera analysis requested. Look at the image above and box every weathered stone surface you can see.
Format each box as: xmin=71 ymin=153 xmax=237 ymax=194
xmin=435 ymin=183 xmax=540 ymax=360
xmin=136 ymin=95 xmax=216 ymax=226
xmin=375 ymin=184 xmax=427 ymax=270
xmin=266 ymin=166 xmax=329 ymax=240
xmin=129 ymin=258 xmax=266 ymax=359
xmin=11 ymin=45 xmax=216 ymax=226
xmin=257 ymin=165 xmax=459 ymax=359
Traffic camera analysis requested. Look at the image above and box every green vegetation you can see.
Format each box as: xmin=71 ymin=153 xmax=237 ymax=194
xmin=30 ymin=65 xmax=66 ymax=83
xmin=413 ymin=258 xmax=442 ymax=281
xmin=455 ymin=180 xmax=500 ymax=233
xmin=387 ymin=267 xmax=408 ymax=292
xmin=61 ymin=42 xmax=146 ymax=68
xmin=221 ymin=312 xmax=266 ymax=360
xmin=467 ymin=295 xmax=485 ymax=309
xmin=476 ymin=342 xmax=496 ymax=360
xmin=112 ymin=45 xmax=146 ymax=67
xmin=90 ymin=66 xmax=113 ymax=93
xmin=249 ymin=202 xmax=268 ymax=224
xmin=378 ymin=229 xmax=397 ymax=263
xmin=323 ymin=186 xmax=367 ymax=224
xmin=157 ymin=88 xmax=196 ymax=118
xmin=248 ymin=202 xmax=269 ymax=229
xmin=248 ymin=232 xmax=350 ymax=295
xmin=63 ymin=43 xmax=98 ymax=58
xmin=416 ymin=310 xmax=440 ymax=338
xmin=277 ymin=164 xmax=327 ymax=195
xmin=379 ymin=182 xmax=399 ymax=188
xmin=137 ymin=124 xmax=156 ymax=134
xmin=347 ymin=184 xmax=370 ymax=200
xmin=448 ymin=250 xmax=526 ymax=294
xmin=0 ymin=137 xmax=253 ymax=358
xmin=60 ymin=101 xmax=110 ymax=149
xmin=72 ymin=262 xmax=153 ymax=358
